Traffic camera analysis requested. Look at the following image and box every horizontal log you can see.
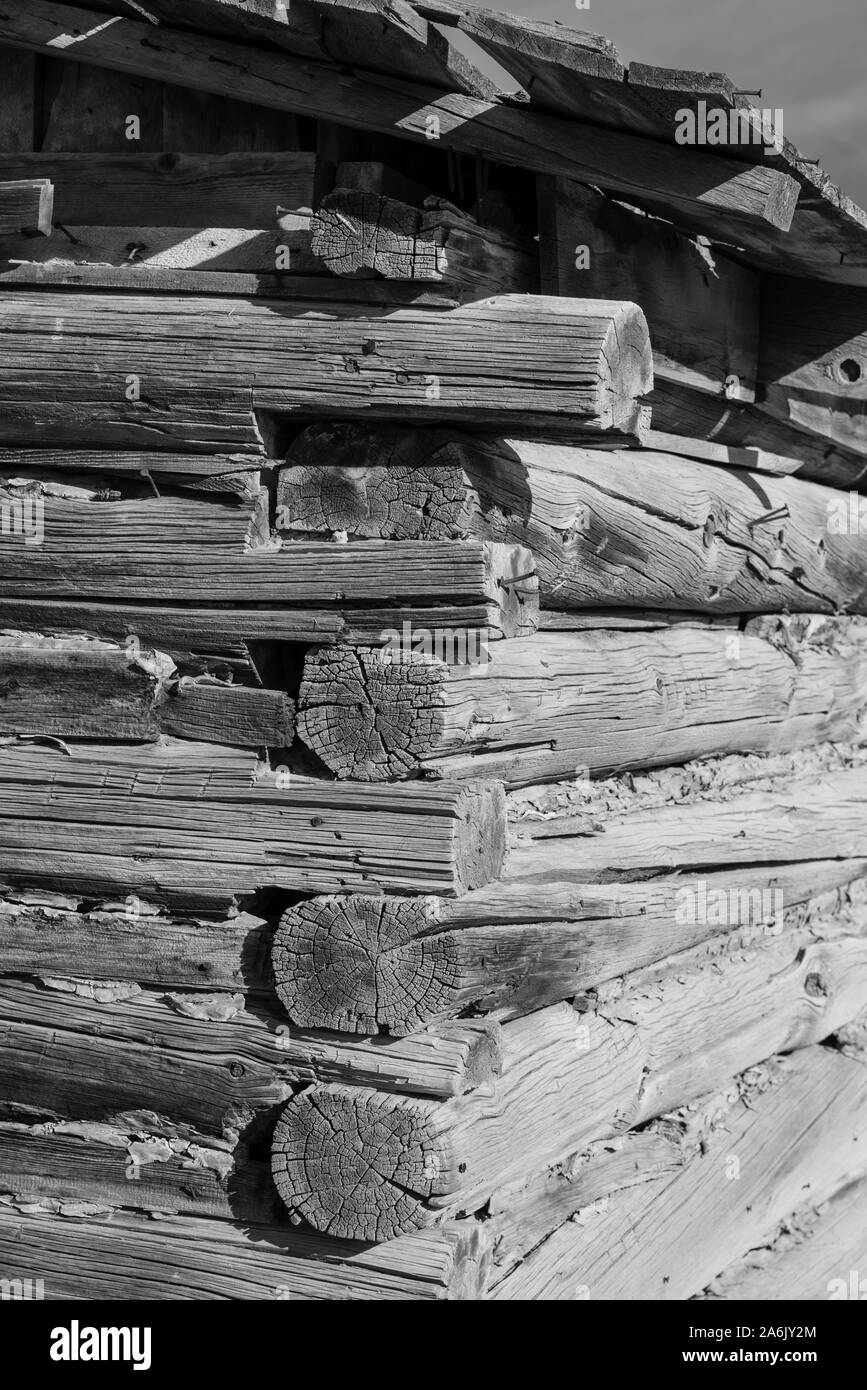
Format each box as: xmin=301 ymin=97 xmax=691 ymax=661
xmin=699 ymin=1178 xmax=867 ymax=1302
xmin=2 ymin=225 xmax=295 ymax=274
xmin=296 ymin=616 xmax=867 ymax=785
xmin=0 ymin=5 xmax=801 ymax=248
xmin=0 ymin=599 xmax=529 ymax=679
xmin=0 ymin=153 xmax=319 ymax=229
xmin=0 ymin=179 xmax=53 ymax=237
xmin=0 ymin=899 xmax=273 ymax=994
xmin=0 ymin=291 xmax=651 ymax=448
xmin=507 ymin=746 xmax=867 ymax=879
xmin=489 ymin=1043 xmax=867 ymax=1299
xmin=0 ymin=481 xmax=538 ymax=629
xmin=0 ymin=739 xmax=506 ymax=904
xmin=0 ymin=976 xmax=503 ymax=1134
xmin=271 ymin=916 xmax=867 ymax=1238
xmin=278 ymin=428 xmax=867 ymax=614
xmin=538 ymin=177 xmax=759 ymax=400
xmin=0 ymin=261 xmax=461 ymax=305
xmin=311 ymin=189 xmax=537 ymax=297
xmin=0 ymin=449 xmax=263 ymax=499
xmin=273 ymin=863 xmax=867 ymax=1034
xmin=759 ymin=276 xmax=867 ymax=459
xmin=648 ymin=375 xmax=867 ymax=490
xmin=0 ymin=1202 xmax=489 ymax=1300
xmin=0 ymin=634 xmax=295 ymax=747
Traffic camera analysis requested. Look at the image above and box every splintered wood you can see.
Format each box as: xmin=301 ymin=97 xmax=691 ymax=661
xmin=2 ymin=0 xmax=867 ymax=1306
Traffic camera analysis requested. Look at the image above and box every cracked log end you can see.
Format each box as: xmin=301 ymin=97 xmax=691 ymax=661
xmin=273 ymin=893 xmax=461 ymax=1034
xmin=595 ymin=299 xmax=653 ymax=432
xmin=271 ymin=1084 xmax=450 ymax=1241
xmin=297 ymin=644 xmax=446 ymax=780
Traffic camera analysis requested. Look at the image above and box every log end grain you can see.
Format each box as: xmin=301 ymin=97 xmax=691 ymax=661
xmin=271 ymin=1084 xmax=447 ymax=1241
xmin=273 ymin=893 xmax=459 ymax=1035
xmin=297 ymin=644 xmax=445 ymax=781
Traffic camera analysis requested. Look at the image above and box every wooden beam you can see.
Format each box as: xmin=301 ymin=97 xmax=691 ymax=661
xmin=508 ymin=746 xmax=867 ymax=880
xmin=0 ymin=291 xmax=651 ymax=449
xmin=0 ymin=634 xmax=295 ymax=747
xmin=0 ymin=153 xmax=318 ymax=228
xmin=271 ymin=917 xmax=867 ymax=1239
xmin=647 ymin=376 xmax=867 ymax=490
xmin=759 ymin=276 xmax=867 ymax=460
xmin=296 ymin=617 xmax=867 ymax=786
xmin=0 ymin=899 xmax=272 ymax=994
xmin=277 ymin=428 xmax=867 ymax=615
xmin=76 ymin=0 xmax=498 ymax=97
xmin=0 ymin=4 xmax=800 ymax=246
xmin=0 ymin=179 xmax=53 ymax=237
xmin=0 ymin=1203 xmax=489 ymax=1300
xmin=273 ymin=862 xmax=867 ymax=1034
xmin=538 ymin=178 xmax=759 ymax=401
xmin=311 ymin=188 xmax=538 ymax=297
xmin=0 ymin=261 xmax=461 ymax=303
xmin=0 ymin=739 xmax=507 ymax=904
xmin=489 ymin=1044 xmax=867 ymax=1299
xmin=0 ymin=479 xmax=538 ymax=629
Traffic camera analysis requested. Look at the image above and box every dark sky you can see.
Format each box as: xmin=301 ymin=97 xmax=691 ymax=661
xmin=465 ymin=0 xmax=867 ymax=207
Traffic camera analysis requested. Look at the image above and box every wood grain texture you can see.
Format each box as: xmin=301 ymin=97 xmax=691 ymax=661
xmin=0 ymin=180 xmax=53 ymax=237
xmin=0 ymin=739 xmax=507 ymax=905
xmin=0 ymin=290 xmax=651 ymax=448
xmin=0 ymin=1202 xmax=489 ymax=1300
xmin=699 ymin=1178 xmax=867 ymax=1302
xmin=273 ymin=862 xmax=867 ymax=1034
xmin=296 ymin=617 xmax=867 ymax=785
xmin=277 ymin=428 xmax=867 ymax=614
xmin=311 ymin=189 xmax=537 ymax=297
xmin=507 ymin=745 xmax=867 ymax=880
xmin=0 ymin=4 xmax=801 ymax=249
xmin=0 ymin=898 xmax=273 ymax=994
xmin=489 ymin=1044 xmax=867 ymax=1298
xmin=0 ymin=153 xmax=318 ymax=229
xmin=271 ymin=909 xmax=867 ymax=1240
xmin=0 ymin=976 xmax=504 ymax=1135
xmin=538 ymin=177 xmax=759 ymax=400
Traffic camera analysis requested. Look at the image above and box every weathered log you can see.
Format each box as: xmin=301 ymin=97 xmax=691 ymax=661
xmin=507 ymin=745 xmax=867 ymax=879
xmin=2 ymin=225 xmax=299 ymax=274
xmin=271 ymin=915 xmax=867 ymax=1239
xmin=0 ymin=152 xmax=319 ymax=229
xmin=0 ymin=291 xmax=651 ymax=448
xmin=296 ymin=617 xmax=867 ymax=785
xmin=0 ymin=598 xmax=530 ymax=677
xmin=538 ymin=177 xmax=759 ymax=400
xmin=0 ymin=179 xmax=53 ymax=237
xmin=0 ymin=634 xmax=294 ymax=747
xmin=699 ymin=1179 xmax=867 ymax=1302
xmin=0 ymin=739 xmax=506 ymax=905
xmin=0 ymin=4 xmax=801 ymax=252
xmin=277 ymin=427 xmax=867 ymax=614
xmin=273 ymin=863 xmax=867 ymax=1034
xmin=77 ymin=0 xmax=497 ymax=96
xmin=0 ymin=449 xmax=263 ymax=499
xmin=311 ymin=189 xmax=537 ymax=297
xmin=0 ymin=480 xmax=537 ymax=631
xmin=0 ymin=1202 xmax=490 ymax=1300
xmin=0 ymin=975 xmax=502 ymax=1135
xmin=0 ymin=898 xmax=272 ymax=993
xmin=489 ymin=1043 xmax=867 ymax=1299
xmin=648 ymin=375 xmax=867 ymax=490
xmin=759 ymin=276 xmax=867 ymax=459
